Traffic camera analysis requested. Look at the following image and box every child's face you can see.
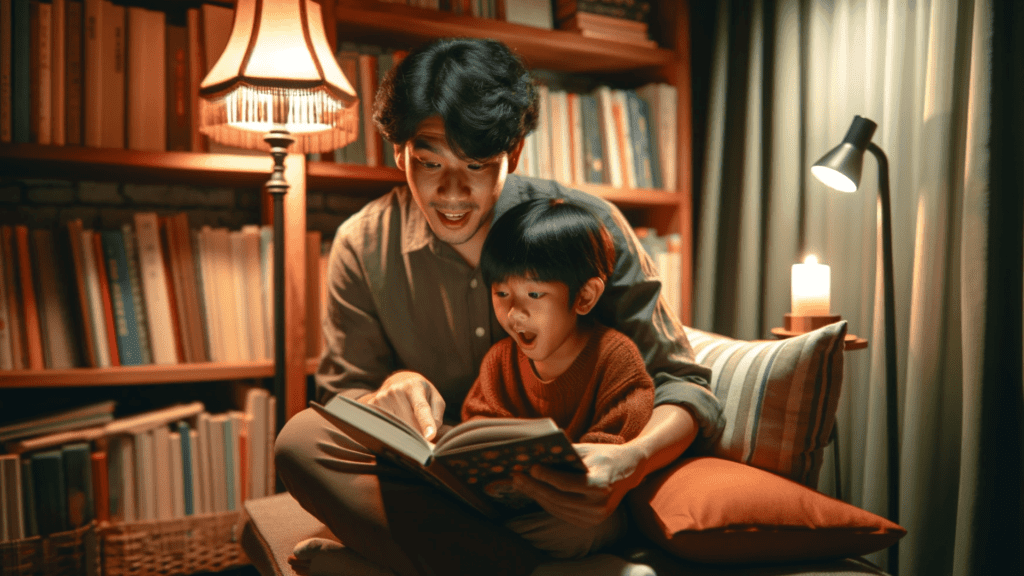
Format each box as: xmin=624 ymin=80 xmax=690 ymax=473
xmin=491 ymin=276 xmax=589 ymax=379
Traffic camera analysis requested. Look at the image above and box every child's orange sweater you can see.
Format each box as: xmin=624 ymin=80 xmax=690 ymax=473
xmin=461 ymin=324 xmax=654 ymax=444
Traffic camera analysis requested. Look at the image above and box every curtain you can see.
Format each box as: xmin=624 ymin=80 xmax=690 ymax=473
xmin=689 ymin=0 xmax=1022 ymax=574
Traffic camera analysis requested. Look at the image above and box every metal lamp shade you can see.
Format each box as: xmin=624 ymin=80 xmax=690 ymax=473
xmin=810 ymin=115 xmax=878 ymax=193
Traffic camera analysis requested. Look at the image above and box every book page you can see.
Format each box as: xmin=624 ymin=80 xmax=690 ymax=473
xmin=312 ymin=396 xmax=432 ymax=466
xmin=433 ymin=417 xmax=561 ymax=453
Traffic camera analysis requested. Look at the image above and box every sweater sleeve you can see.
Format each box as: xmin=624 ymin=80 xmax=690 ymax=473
xmin=461 ymin=341 xmax=518 ymax=422
xmin=579 ymin=339 xmax=655 ymax=445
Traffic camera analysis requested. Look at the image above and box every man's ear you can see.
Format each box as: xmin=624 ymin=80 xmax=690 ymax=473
xmin=574 ymin=277 xmax=605 ymax=315
xmin=507 ymin=138 xmax=526 ymax=173
xmin=394 ymin=143 xmax=406 ymax=171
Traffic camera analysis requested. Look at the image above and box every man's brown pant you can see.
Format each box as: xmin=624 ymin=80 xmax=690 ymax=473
xmin=274 ymin=407 xmax=547 ymax=576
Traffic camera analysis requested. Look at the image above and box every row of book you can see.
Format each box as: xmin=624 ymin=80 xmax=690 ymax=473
xmin=0 ymin=214 xmax=324 ymax=371
xmin=518 ymin=83 xmax=678 ymax=191
xmin=376 ymin=0 xmax=654 ymax=32
xmin=0 ymin=0 xmax=236 ymax=151
xmin=0 ymin=387 xmax=276 ymax=541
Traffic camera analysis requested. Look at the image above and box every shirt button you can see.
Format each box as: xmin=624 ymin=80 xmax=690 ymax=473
xmin=470 ymin=278 xmax=479 ymax=289
xmin=475 ymin=327 xmax=486 ymax=338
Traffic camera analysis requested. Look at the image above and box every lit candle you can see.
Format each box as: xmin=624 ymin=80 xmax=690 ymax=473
xmin=791 ymin=255 xmax=830 ymax=316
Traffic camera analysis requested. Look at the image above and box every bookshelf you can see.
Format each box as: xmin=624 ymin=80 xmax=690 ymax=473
xmin=0 ymin=0 xmax=697 ymax=424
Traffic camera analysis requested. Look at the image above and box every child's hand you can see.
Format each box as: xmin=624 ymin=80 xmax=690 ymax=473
xmin=359 ymin=370 xmax=446 ymax=441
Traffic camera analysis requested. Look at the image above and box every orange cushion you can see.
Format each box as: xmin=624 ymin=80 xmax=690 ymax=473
xmin=628 ymin=457 xmax=906 ymax=564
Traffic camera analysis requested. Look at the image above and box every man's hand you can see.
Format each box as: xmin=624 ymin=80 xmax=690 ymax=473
xmin=512 ymin=442 xmax=645 ymax=528
xmin=358 ymin=371 xmax=446 ymax=441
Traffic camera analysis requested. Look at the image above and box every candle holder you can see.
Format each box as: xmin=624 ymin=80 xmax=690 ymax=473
xmin=771 ymin=314 xmax=868 ymax=350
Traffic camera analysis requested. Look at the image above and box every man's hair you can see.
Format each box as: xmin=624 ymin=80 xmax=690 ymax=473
xmin=373 ymin=38 xmax=539 ymax=160
xmin=481 ymin=199 xmax=615 ymax=306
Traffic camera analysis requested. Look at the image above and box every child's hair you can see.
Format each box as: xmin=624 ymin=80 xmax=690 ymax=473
xmin=373 ymin=38 xmax=539 ymax=160
xmin=481 ymin=199 xmax=615 ymax=307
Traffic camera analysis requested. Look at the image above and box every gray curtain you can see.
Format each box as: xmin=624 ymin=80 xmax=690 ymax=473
xmin=689 ymin=0 xmax=1022 ymax=574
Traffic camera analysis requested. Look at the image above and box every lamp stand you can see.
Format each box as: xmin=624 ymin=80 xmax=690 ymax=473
xmin=264 ymin=127 xmax=295 ymax=434
xmin=869 ymin=142 xmax=899 ymax=574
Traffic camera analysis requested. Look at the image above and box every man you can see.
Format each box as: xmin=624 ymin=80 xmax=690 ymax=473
xmin=275 ymin=37 xmax=724 ymax=576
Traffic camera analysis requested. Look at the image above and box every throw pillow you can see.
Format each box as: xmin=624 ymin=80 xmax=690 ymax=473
xmin=684 ymin=321 xmax=847 ymax=487
xmin=628 ymin=456 xmax=906 ymax=564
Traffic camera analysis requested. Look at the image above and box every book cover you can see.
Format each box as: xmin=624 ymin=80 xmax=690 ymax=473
xmin=83 ymin=0 xmax=125 ymax=148
xmin=31 ymin=449 xmax=68 ymax=535
xmin=157 ymin=216 xmax=186 ymax=363
xmin=21 ymin=457 xmax=37 ymax=536
xmin=555 ymin=0 xmax=651 ymax=23
xmin=578 ymin=93 xmax=604 ymax=184
xmin=610 ymin=89 xmax=636 ymax=188
xmin=134 ymin=212 xmax=178 ymax=364
xmin=100 ymin=230 xmax=146 ymax=365
xmin=223 ymin=412 xmax=242 ymax=511
xmin=168 ymin=430 xmax=184 ymax=518
xmin=133 ymin=430 xmax=155 ymax=520
xmin=594 ymin=86 xmax=622 ymax=187
xmin=312 ymin=396 xmax=586 ymax=519
xmin=151 ymin=424 xmax=173 ymax=519
xmin=503 ymin=0 xmax=553 ymax=29
xmin=635 ymin=82 xmax=676 ymax=191
xmin=186 ymin=6 xmax=202 ymax=152
xmin=205 ymin=414 xmax=228 ymax=512
xmin=61 ymin=441 xmax=95 ymax=528
xmin=624 ymin=90 xmax=661 ymax=189
xmin=64 ymin=0 xmax=83 ymax=145
xmin=164 ymin=213 xmax=207 ymax=363
xmin=194 ymin=412 xmax=211 ymax=515
xmin=106 ymin=435 xmax=136 ymax=523
xmin=90 ymin=230 xmax=120 ymax=366
xmin=242 ymin=387 xmax=267 ymax=500
xmin=535 ymin=84 xmax=553 ymax=180
xmin=33 ymin=0 xmax=53 ymax=145
xmin=227 ymin=231 xmax=253 ymax=361
xmin=0 ymin=226 xmax=27 ymax=369
xmin=0 ymin=239 xmax=12 ymax=369
xmin=14 ymin=225 xmax=45 ymax=369
xmin=241 ymin=225 xmax=268 ymax=361
xmin=66 ymin=219 xmax=98 ymax=367
xmin=193 ymin=227 xmax=223 ymax=361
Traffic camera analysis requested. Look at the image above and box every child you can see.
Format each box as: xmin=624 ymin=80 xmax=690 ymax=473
xmin=461 ymin=198 xmax=655 ymax=560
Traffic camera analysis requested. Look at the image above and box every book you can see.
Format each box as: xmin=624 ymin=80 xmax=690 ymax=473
xmin=635 ymin=83 xmax=676 ymax=190
xmin=106 ymin=435 xmax=136 ymax=523
xmin=122 ymin=224 xmax=153 ymax=364
xmin=186 ymin=6 xmax=202 ymax=152
xmin=31 ymin=449 xmax=68 ymax=535
xmin=0 ymin=226 xmax=27 ymax=369
xmin=101 ymin=230 xmax=146 ymax=365
xmin=83 ymin=0 xmax=125 ymax=148
xmin=610 ymin=89 xmax=635 ymax=188
xmin=503 ymin=0 xmax=553 ymax=29
xmin=177 ymin=421 xmax=195 ymax=515
xmin=67 ymin=219 xmax=98 ymax=367
xmin=0 ymin=238 xmax=12 ymax=368
xmin=312 ymin=396 xmax=587 ymax=519
xmin=594 ymin=86 xmax=622 ymax=187
xmin=134 ymin=212 xmax=178 ymax=364
xmin=62 ymin=441 xmax=95 ymax=528
xmin=90 ymin=449 xmax=109 ymax=523
xmin=228 ymin=231 xmax=253 ymax=360
xmin=0 ymin=0 xmax=12 ymax=143
xmin=133 ymin=430 xmax=155 ymax=520
xmin=81 ymin=228 xmax=113 ymax=367
xmin=64 ymin=0 xmax=83 ymax=145
xmin=0 ymin=454 xmax=25 ymax=540
xmin=163 ymin=213 xmax=207 ymax=363
xmin=33 ymin=0 xmax=53 ymax=145
xmin=13 ymin=225 xmax=44 ymax=369
xmin=11 ymin=0 xmax=30 ymax=143
xmin=578 ymin=92 xmax=605 ymax=184
xmin=157 ymin=216 xmax=186 ymax=363
xmin=194 ymin=412 xmax=211 ymax=515
xmin=624 ymin=90 xmax=661 ymax=189
xmin=0 ymin=400 xmax=115 ymax=443
xmin=50 ymin=0 xmax=65 ymax=145
xmin=165 ymin=6 xmax=190 ymax=151
xmin=21 ymin=458 xmax=36 ymax=536
xmin=205 ymin=413 xmax=228 ymax=512
xmin=555 ymin=0 xmax=652 ymax=23
xmin=168 ymin=430 xmax=184 ymax=518
xmin=126 ymin=5 xmax=166 ymax=151
xmin=31 ymin=228 xmax=78 ymax=369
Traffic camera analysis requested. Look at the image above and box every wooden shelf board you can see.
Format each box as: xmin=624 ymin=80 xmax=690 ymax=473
xmin=573 ymin=183 xmax=682 ymax=207
xmin=307 ymin=161 xmax=405 ymax=193
xmin=0 ymin=361 xmax=275 ymax=388
xmin=335 ymin=3 xmax=674 ymax=74
xmin=0 ymin=144 xmax=275 ymax=188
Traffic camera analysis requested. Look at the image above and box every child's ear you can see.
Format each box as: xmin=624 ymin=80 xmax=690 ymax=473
xmin=574 ymin=277 xmax=605 ymax=315
xmin=394 ymin=143 xmax=406 ymax=171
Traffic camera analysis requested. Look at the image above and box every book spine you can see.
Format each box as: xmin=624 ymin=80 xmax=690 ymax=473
xmin=177 ymin=421 xmax=194 ymax=515
xmin=133 ymin=431 xmax=155 ymax=520
xmin=90 ymin=450 xmax=109 ymax=523
xmin=31 ymin=228 xmax=77 ymax=369
xmin=158 ymin=216 xmax=186 ymax=363
xmin=134 ymin=212 xmax=178 ymax=364
xmin=0 ymin=226 xmax=27 ymax=369
xmin=101 ymin=230 xmax=145 ymax=365
xmin=31 ymin=449 xmax=68 ymax=535
xmin=91 ymin=229 xmax=120 ymax=366
xmin=61 ymin=442 xmax=95 ymax=527
xmin=14 ymin=225 xmax=45 ymax=369
xmin=1 ymin=455 xmax=25 ymax=540
xmin=21 ymin=457 xmax=37 ymax=536
xmin=610 ymin=89 xmax=635 ymax=188
xmin=64 ymin=0 xmax=83 ymax=145
xmin=0 ymin=240 xmax=12 ymax=369
xmin=67 ymin=219 xmax=97 ymax=366
xmin=168 ymin=430 xmax=184 ymax=518
xmin=80 ymin=228 xmax=112 ymax=367
xmin=100 ymin=0 xmax=124 ymax=148
xmin=165 ymin=7 xmax=190 ymax=151
xmin=50 ymin=0 xmax=65 ymax=145
xmin=122 ymin=223 xmax=153 ymax=364
xmin=35 ymin=0 xmax=53 ymax=145
xmin=625 ymin=90 xmax=654 ymax=189
xmin=0 ymin=0 xmax=11 ymax=143
xmin=11 ymin=0 xmax=30 ymax=143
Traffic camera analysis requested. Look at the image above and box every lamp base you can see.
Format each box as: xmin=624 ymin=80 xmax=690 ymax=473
xmin=771 ymin=314 xmax=868 ymax=351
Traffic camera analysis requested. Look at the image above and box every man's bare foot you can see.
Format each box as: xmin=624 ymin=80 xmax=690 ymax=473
xmin=530 ymin=553 xmax=656 ymax=576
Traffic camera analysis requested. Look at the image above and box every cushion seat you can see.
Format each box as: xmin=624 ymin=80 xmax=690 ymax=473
xmin=242 ymin=492 xmax=891 ymax=576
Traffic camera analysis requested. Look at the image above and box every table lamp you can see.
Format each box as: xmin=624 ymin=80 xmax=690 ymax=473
xmin=811 ymin=115 xmax=899 ymax=574
xmin=198 ymin=0 xmax=359 ymax=430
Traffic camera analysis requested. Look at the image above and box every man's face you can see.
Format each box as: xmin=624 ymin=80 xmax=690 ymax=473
xmin=396 ymin=117 xmax=520 ymax=265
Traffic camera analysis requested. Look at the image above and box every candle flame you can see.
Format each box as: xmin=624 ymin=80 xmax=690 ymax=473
xmin=804 ymin=255 xmax=819 ymax=265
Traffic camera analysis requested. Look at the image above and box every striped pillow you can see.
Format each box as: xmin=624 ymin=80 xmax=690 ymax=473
xmin=684 ymin=321 xmax=848 ymax=487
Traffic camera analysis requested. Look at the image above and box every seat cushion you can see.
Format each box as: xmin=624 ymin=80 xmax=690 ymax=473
xmin=244 ymin=492 xmax=891 ymax=576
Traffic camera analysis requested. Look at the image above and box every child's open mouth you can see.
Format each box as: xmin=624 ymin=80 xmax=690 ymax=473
xmin=518 ymin=331 xmax=537 ymax=346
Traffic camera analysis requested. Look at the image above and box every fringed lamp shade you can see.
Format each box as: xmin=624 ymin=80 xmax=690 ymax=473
xmin=198 ymin=0 xmax=359 ymax=153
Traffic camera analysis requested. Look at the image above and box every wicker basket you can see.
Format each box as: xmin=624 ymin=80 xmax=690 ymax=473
xmin=99 ymin=510 xmax=248 ymax=576
xmin=0 ymin=523 xmax=100 ymax=576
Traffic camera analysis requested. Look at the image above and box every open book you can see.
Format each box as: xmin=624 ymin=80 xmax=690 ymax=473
xmin=311 ymin=395 xmax=587 ymax=519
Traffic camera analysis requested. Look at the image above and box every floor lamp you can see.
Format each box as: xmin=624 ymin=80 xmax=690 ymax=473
xmin=810 ymin=115 xmax=899 ymax=573
xmin=197 ymin=0 xmax=359 ymax=429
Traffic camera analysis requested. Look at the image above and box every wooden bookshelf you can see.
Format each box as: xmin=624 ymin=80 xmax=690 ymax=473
xmin=0 ymin=0 xmax=697 ymax=417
